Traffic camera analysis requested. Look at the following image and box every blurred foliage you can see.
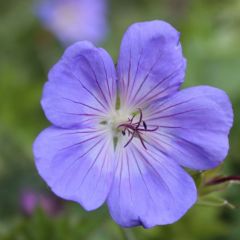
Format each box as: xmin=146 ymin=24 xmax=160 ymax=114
xmin=0 ymin=0 xmax=240 ymax=239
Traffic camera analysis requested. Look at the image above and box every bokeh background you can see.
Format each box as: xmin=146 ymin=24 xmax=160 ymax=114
xmin=0 ymin=0 xmax=240 ymax=239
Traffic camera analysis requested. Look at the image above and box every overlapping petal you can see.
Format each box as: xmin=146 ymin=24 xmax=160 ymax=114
xmin=145 ymin=86 xmax=233 ymax=170
xmin=41 ymin=41 xmax=116 ymax=128
xmin=117 ymin=20 xmax=186 ymax=109
xmin=33 ymin=126 xmax=115 ymax=210
xmin=107 ymin=140 xmax=196 ymax=228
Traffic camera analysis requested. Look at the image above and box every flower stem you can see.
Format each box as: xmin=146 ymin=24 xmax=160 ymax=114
xmin=205 ymin=176 xmax=240 ymax=186
xmin=119 ymin=228 xmax=137 ymax=240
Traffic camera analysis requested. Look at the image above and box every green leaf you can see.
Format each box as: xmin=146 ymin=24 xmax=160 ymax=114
xmin=197 ymin=194 xmax=236 ymax=209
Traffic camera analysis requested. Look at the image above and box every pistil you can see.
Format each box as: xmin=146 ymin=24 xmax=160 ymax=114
xmin=117 ymin=108 xmax=158 ymax=149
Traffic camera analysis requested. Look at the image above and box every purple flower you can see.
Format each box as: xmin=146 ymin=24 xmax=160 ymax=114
xmin=20 ymin=189 xmax=64 ymax=216
xmin=33 ymin=21 xmax=233 ymax=228
xmin=36 ymin=0 xmax=107 ymax=45
xmin=20 ymin=190 xmax=38 ymax=216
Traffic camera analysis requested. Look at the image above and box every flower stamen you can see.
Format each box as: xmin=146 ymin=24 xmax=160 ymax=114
xmin=118 ymin=108 xmax=158 ymax=149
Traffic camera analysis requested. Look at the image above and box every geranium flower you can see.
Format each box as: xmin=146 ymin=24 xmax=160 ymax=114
xmin=36 ymin=0 xmax=107 ymax=45
xmin=20 ymin=189 xmax=64 ymax=216
xmin=33 ymin=21 xmax=233 ymax=228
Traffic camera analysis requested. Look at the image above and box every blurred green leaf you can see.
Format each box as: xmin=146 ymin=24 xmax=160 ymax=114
xmin=198 ymin=194 xmax=236 ymax=209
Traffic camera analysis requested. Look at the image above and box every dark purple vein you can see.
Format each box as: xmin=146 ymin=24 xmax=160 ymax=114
xmin=53 ymin=138 xmax=104 ymax=187
xmin=76 ymin=141 xmax=106 ymax=191
xmin=133 ymin=144 xmax=174 ymax=199
xmin=130 ymin=49 xmax=164 ymax=103
xmin=99 ymin=53 xmax=113 ymax=102
xmin=130 ymin=147 xmax=155 ymax=204
xmin=147 ymin=109 xmax=199 ymax=121
xmin=62 ymin=97 xmax=105 ymax=113
xmin=58 ymin=134 xmax=102 ymax=152
xmin=135 ymin=66 xmax=183 ymax=106
xmin=71 ymin=70 xmax=108 ymax=111
xmin=127 ymin=47 xmax=143 ymax=104
xmin=78 ymin=54 xmax=110 ymax=107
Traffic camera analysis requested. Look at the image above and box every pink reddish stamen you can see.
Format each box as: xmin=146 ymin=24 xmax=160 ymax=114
xmin=117 ymin=109 xmax=158 ymax=149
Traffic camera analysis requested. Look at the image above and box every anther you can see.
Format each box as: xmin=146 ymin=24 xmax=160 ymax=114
xmin=143 ymin=121 xmax=147 ymax=130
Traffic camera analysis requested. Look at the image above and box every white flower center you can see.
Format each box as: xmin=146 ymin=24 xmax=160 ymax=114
xmin=102 ymin=107 xmax=132 ymax=136
xmin=100 ymin=107 xmax=158 ymax=150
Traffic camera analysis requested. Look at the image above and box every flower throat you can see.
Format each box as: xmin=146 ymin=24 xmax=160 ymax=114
xmin=117 ymin=108 xmax=158 ymax=149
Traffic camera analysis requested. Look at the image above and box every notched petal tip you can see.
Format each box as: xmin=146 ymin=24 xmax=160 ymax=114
xmin=117 ymin=20 xmax=186 ymax=107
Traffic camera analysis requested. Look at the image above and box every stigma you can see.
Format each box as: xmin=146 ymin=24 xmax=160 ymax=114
xmin=100 ymin=108 xmax=158 ymax=150
xmin=117 ymin=109 xmax=158 ymax=149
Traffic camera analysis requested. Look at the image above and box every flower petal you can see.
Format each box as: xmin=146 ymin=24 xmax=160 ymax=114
xmin=145 ymin=86 xmax=233 ymax=170
xmin=33 ymin=126 xmax=115 ymax=210
xmin=117 ymin=20 xmax=186 ymax=109
xmin=41 ymin=41 xmax=116 ymax=128
xmin=107 ymin=141 xmax=196 ymax=228
xmin=37 ymin=0 xmax=107 ymax=45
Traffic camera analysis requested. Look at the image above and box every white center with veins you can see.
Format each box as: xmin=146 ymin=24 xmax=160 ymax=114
xmin=100 ymin=106 xmax=158 ymax=150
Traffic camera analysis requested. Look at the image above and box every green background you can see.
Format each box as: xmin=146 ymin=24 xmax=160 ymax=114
xmin=0 ymin=0 xmax=240 ymax=239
